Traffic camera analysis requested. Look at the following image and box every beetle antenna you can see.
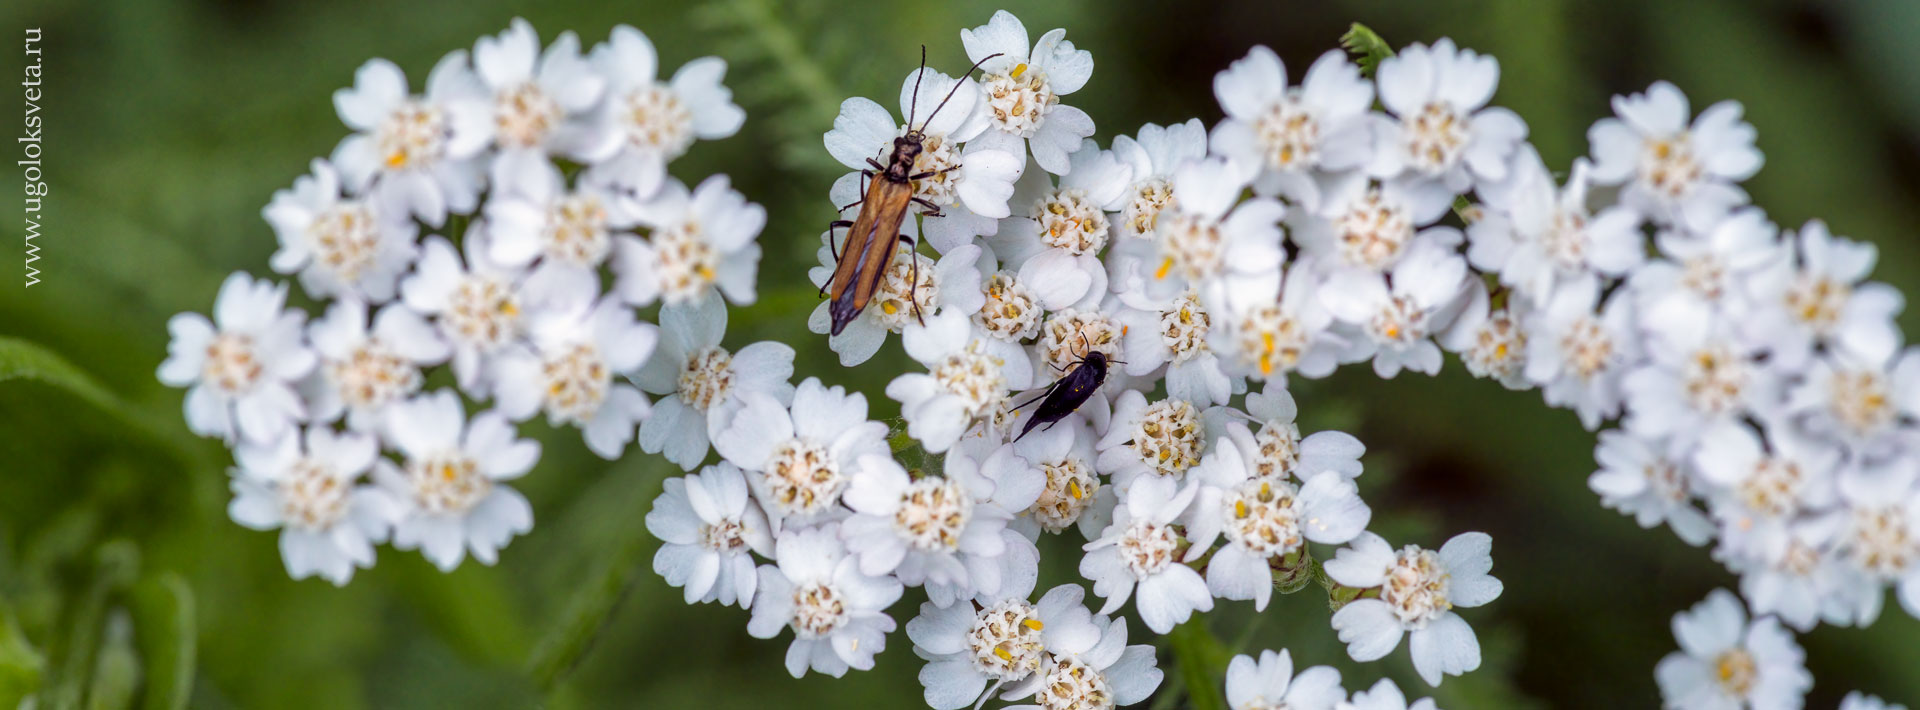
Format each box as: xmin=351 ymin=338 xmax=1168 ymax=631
xmin=919 ymin=52 xmax=1003 ymax=133
xmin=906 ymin=45 xmax=927 ymax=135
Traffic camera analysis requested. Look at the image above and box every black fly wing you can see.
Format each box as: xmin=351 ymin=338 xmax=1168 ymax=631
xmin=1015 ymin=356 xmax=1108 ymax=442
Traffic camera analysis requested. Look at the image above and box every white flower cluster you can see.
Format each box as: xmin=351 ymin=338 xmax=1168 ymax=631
xmin=158 ymin=19 xmax=776 ymax=584
xmin=1222 ymin=649 xmax=1445 ymax=710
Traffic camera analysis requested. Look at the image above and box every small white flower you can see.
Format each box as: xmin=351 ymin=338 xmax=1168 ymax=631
xmin=987 ymin=140 xmax=1131 ymax=311
xmin=579 ymin=25 xmax=743 ymax=202
xmin=491 ymin=292 xmax=657 ymax=459
xmin=1224 ymin=649 xmax=1345 ymax=710
xmin=714 ymin=377 xmax=890 ymax=527
xmin=158 ymin=272 xmax=316 ymax=444
xmin=1186 ymin=438 xmax=1371 ymax=611
xmin=1784 ymin=350 xmax=1909 ymax=459
xmin=484 ymin=161 xmax=631 ymax=305
xmin=1832 ymin=471 xmax=1920 ymax=621
xmin=1738 ymin=517 xmax=1858 ymax=632
xmin=808 ymin=241 xmax=985 ymax=367
xmin=470 ymin=19 xmax=609 ymax=196
xmin=746 ymin=523 xmax=904 ymax=678
xmin=228 ymin=426 xmax=393 ymax=585
xmin=263 ymin=159 xmax=420 ymax=303
xmin=304 ymin=299 xmax=449 ymax=430
xmin=1080 ymin=475 xmax=1211 ymax=633
xmin=1212 ymin=261 xmax=1349 ymax=381
xmin=374 ymin=390 xmax=539 ymax=571
xmin=399 ymin=231 xmax=534 ymax=397
xmin=1633 ymin=207 xmax=1782 ymax=345
xmin=1321 ymin=240 xmax=1470 ymax=378
xmin=1114 ymin=288 xmax=1237 ymax=407
xmin=1587 ymin=430 xmax=1715 ymax=547
xmin=1326 ymin=531 xmax=1502 ymax=686
xmin=1339 ymin=678 xmax=1441 ymax=710
xmin=1623 ymin=324 xmax=1776 ymax=458
xmin=1524 ymin=276 xmax=1640 ymax=429
xmin=614 ymin=174 xmax=765 ymax=308
xmin=1437 ymin=280 xmax=1532 ymax=389
xmin=1748 ymin=220 xmax=1903 ymax=371
xmin=823 ymin=66 xmax=1019 ymax=251
xmin=330 ymin=53 xmax=489 ymax=226
xmin=969 ymin=258 xmax=1044 ymax=390
xmin=1011 ymin=419 xmax=1111 ymax=539
xmin=636 ymin=294 xmax=795 ymax=470
xmin=1370 ymin=38 xmax=1527 ymax=191
xmin=889 ymin=309 xmax=1016 ymax=452
xmin=997 ymin=614 xmax=1163 ymax=710
xmin=1097 ymin=390 xmax=1219 ymax=488
xmin=1111 ymin=119 xmax=1208 ymax=239
xmin=1293 ymin=172 xmax=1456 ymax=276
xmin=1209 ymin=47 xmax=1375 ymax=209
xmin=1840 ymin=692 xmax=1908 ymax=710
xmin=1134 ymin=156 xmax=1285 ymax=315
xmin=1654 ymin=589 xmax=1810 ymax=710
xmin=1692 ymin=422 xmax=1837 ymax=567
xmin=1588 ymin=81 xmax=1762 ymax=230
xmin=1221 ymin=381 xmax=1366 ymax=482
xmin=1468 ymin=145 xmax=1644 ymax=302
xmin=645 ymin=462 xmax=774 ymax=607
xmin=908 ymin=583 xmax=1103 ymax=710
xmin=960 ymin=10 xmax=1097 ymax=175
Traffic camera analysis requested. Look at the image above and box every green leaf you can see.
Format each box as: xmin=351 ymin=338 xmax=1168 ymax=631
xmin=126 ymin=574 xmax=195 ymax=710
xmin=1163 ymin=619 xmax=1229 ymax=710
xmin=526 ymin=538 xmax=649 ymax=692
xmin=1341 ymin=23 xmax=1395 ymax=78
xmin=0 ymin=336 xmax=127 ymax=420
xmin=0 ymin=605 xmax=46 ymax=708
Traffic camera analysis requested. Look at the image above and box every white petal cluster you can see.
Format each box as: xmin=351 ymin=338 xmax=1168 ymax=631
xmin=161 ymin=19 xmax=766 ymax=584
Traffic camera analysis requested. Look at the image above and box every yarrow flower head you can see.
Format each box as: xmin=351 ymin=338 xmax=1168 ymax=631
xmin=1326 ymin=531 xmax=1502 ymax=686
xmin=159 ymin=272 xmax=316 ymax=444
xmin=1655 ymin=589 xmax=1811 ymax=710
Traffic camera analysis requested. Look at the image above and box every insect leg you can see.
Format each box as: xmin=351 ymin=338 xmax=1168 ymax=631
xmin=826 ymin=220 xmax=854 ymax=261
xmin=911 ymin=197 xmax=945 ymax=218
xmin=1011 ymin=383 xmax=1060 ymax=412
xmin=867 ymin=157 xmax=886 ymax=172
xmin=898 ymin=234 xmax=926 ymax=326
xmin=838 ymin=173 xmax=872 ymax=213
xmin=907 ymin=165 xmax=963 ymax=180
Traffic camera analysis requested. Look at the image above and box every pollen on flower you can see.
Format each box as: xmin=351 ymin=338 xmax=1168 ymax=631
xmin=203 ymin=333 xmax=265 ymax=396
xmin=1712 ymin=648 xmax=1758 ymax=697
xmin=905 ymin=129 xmax=963 ymax=209
xmin=279 ymin=458 xmax=351 ymax=531
xmin=1642 ymin=455 xmax=1692 ymax=504
xmin=1233 ymin=304 xmax=1308 ymax=378
xmin=1402 ymin=102 xmax=1472 ymax=174
xmin=324 ymin=339 xmax=421 ymax=413
xmin=699 ymin=517 xmax=749 ymax=553
xmin=1130 ymin=399 xmax=1204 ymax=477
xmin=1735 ymin=455 xmax=1806 ymax=519
xmin=1117 ymin=519 xmax=1181 ymax=578
xmin=620 ymin=85 xmax=695 ymax=158
xmin=1033 ymin=188 xmax=1110 ymax=256
xmin=1249 ymin=419 xmax=1302 ymax=480
xmin=677 ymin=347 xmax=735 ymax=412
xmin=375 ymin=101 xmax=450 ymax=171
xmin=871 ymin=251 xmax=941 ymax=331
xmin=542 ymin=193 xmax=613 ymax=267
xmin=494 ymin=82 xmax=562 ymax=148
xmin=1029 ymin=457 xmax=1099 ymax=533
xmin=1334 ymin=187 xmax=1413 ymax=271
xmin=763 ymin=438 xmax=844 ymax=516
xmin=1783 ymin=273 xmax=1850 ymax=335
xmin=1679 ymin=254 xmax=1729 ymax=303
xmin=1156 ymin=210 xmax=1225 ymax=281
xmin=1039 ymin=309 xmax=1121 ymax=374
xmin=1539 ymin=209 xmax=1591 ymax=270
xmin=1222 ymin=478 xmax=1303 ymax=557
xmin=893 ymin=477 xmax=973 ymax=552
xmin=977 ymin=272 xmax=1043 ymax=341
xmin=1035 ymin=655 xmax=1113 ymax=710
xmin=1559 ymin=315 xmax=1616 ymax=382
xmin=932 ymin=341 xmax=1007 ymax=418
xmin=1462 ymin=310 xmax=1527 ymax=381
xmin=445 ymin=276 xmax=523 ymax=350
xmin=788 ymin=581 xmax=849 ymax=639
xmin=1827 ymin=367 xmax=1894 ymax=437
xmin=1253 ymin=96 xmax=1322 ymax=171
xmin=967 ymin=600 xmax=1046 ymax=681
xmin=1381 ymin=545 xmax=1451 ymax=628
xmin=405 ymin=451 xmax=492 ymax=515
xmin=1158 ymin=290 xmax=1211 ymax=363
xmin=307 ymin=203 xmax=383 ymax=282
xmin=1123 ymin=177 xmax=1176 ymax=237
xmin=541 ymin=342 xmax=610 ymax=423
xmin=1366 ymin=294 xmax=1429 ymax=347
xmin=1843 ymin=505 xmax=1914 ymax=579
xmin=1640 ymin=134 xmax=1704 ymax=199
xmin=653 ymin=219 xmax=721 ymax=306
xmin=1679 ymin=343 xmax=1751 ymax=417
xmin=982 ymin=64 xmax=1058 ymax=138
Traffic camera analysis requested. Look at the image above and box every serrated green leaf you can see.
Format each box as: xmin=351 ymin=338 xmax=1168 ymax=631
xmin=126 ymin=574 xmax=195 ymax=710
xmin=1341 ymin=23 xmax=1395 ymax=78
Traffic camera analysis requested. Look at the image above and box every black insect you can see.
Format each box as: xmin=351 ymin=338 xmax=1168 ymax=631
xmin=1013 ymin=334 xmax=1121 ymax=442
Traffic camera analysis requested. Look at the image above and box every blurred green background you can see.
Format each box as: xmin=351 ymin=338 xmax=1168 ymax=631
xmin=3 ymin=0 xmax=1919 ymax=707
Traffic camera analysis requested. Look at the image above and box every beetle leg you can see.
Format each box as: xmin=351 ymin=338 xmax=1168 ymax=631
xmin=908 ymin=165 xmax=961 ymax=180
xmin=826 ymin=220 xmax=854 ymax=260
xmin=867 ymin=157 xmax=886 ymax=171
xmin=898 ymin=234 xmax=926 ymax=326
xmin=911 ymin=197 xmax=944 ymax=218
